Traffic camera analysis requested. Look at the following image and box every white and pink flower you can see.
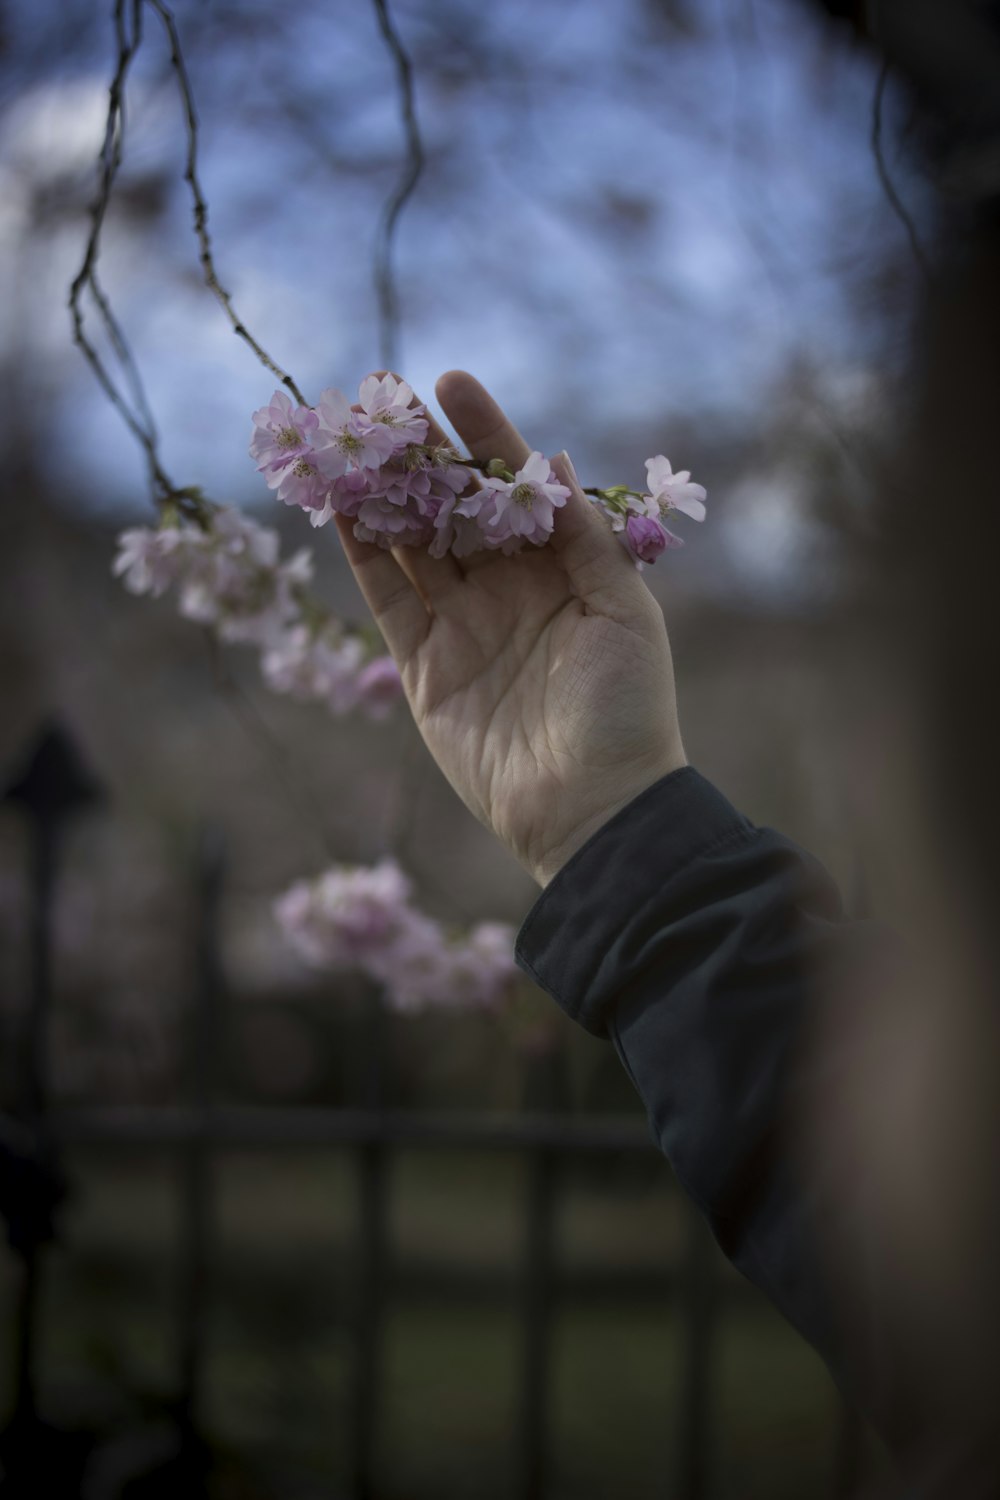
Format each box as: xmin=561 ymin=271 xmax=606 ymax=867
xmin=644 ymin=455 xmax=707 ymax=523
xmin=481 ymin=451 xmax=570 ymax=546
xmin=250 ymin=390 xmax=320 ymax=476
xmin=356 ymin=373 xmax=429 ymax=449
xmin=314 ymin=387 xmax=397 ymax=474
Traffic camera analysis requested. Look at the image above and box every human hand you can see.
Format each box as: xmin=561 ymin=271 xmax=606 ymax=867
xmin=335 ymin=371 xmax=686 ymax=887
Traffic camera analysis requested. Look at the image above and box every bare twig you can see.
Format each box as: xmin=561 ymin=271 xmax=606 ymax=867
xmin=872 ymin=59 xmax=931 ymax=282
xmin=68 ymin=0 xmax=181 ymax=508
xmin=372 ymin=0 xmax=425 ymax=369
xmin=144 ymin=0 xmax=307 ymax=405
xmin=70 ymin=0 xmax=310 ymax=515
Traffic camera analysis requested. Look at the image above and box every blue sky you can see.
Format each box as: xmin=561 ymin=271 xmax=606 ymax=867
xmin=1 ymin=0 xmax=929 ymax=605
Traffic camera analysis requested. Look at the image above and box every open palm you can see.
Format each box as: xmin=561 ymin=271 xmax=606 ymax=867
xmin=336 ymin=371 xmax=686 ymax=886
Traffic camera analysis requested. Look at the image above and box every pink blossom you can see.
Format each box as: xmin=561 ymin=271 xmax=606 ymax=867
xmin=351 ymin=521 xmax=396 ymax=550
xmin=328 ymin=469 xmax=372 ymax=517
xmin=313 ymin=858 xmax=412 ymax=950
xmin=429 ymin=491 xmax=466 ymax=558
xmin=355 ymin=655 xmax=404 ymax=720
xmin=440 ymin=922 xmax=518 ymax=1009
xmin=481 ymin=452 xmax=570 ymax=544
xmin=460 ymin=488 xmax=522 ymax=554
xmin=112 ymin=526 xmax=191 ymax=596
xmin=355 ymin=490 xmax=434 ymax=547
xmin=272 ymin=882 xmax=329 ymax=966
xmin=275 ymin=859 xmax=412 ymax=970
xmin=250 ymin=390 xmax=320 ymax=479
xmin=113 ymin=504 xmax=393 ymax=720
xmin=356 ymin=374 xmax=429 ymax=450
xmin=314 ymin=387 xmax=397 ymax=474
xmin=176 ymin=515 xmax=309 ymax=645
xmin=274 ymin=862 xmax=519 ymax=1013
xmin=367 ymin=462 xmax=436 ymax=514
xmin=403 ymin=460 xmax=473 ymax=557
xmin=271 ymin=453 xmax=334 ymax=514
xmin=212 ymin=506 xmax=285 ymax=568
xmin=368 ymin=909 xmax=453 ymax=1012
xmin=425 ymin=458 xmax=469 ymax=503
xmin=430 ymin=483 xmax=478 ymax=558
xmin=644 ymin=455 xmax=707 ymax=522
xmin=625 ymin=513 xmax=676 ymax=564
xmin=303 ymin=469 xmax=374 ymax=531
xmin=261 ymin=625 xmax=364 ymax=713
xmin=432 ymin=500 xmax=489 ymax=559
xmin=436 ymin=486 xmax=518 ymax=556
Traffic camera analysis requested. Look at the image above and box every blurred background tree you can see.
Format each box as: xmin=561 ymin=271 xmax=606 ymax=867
xmin=0 ymin=0 xmax=958 ymax=1495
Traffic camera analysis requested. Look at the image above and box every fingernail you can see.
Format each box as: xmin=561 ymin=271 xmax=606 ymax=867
xmin=554 ymin=449 xmax=581 ymax=490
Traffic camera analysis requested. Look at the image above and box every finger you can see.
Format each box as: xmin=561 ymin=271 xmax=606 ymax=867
xmin=435 ymin=373 xmax=644 ymax=612
xmin=334 ymin=512 xmax=430 ymax=663
xmin=434 ymin=370 xmax=539 ymax=576
xmin=434 ymin=370 xmax=531 ymax=472
xmin=358 ymin=369 xmax=467 ymax=596
xmin=548 ymin=450 xmax=654 ymax=618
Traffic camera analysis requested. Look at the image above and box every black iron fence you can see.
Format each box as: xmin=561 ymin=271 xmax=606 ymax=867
xmin=1 ymin=724 xmax=866 ymax=1499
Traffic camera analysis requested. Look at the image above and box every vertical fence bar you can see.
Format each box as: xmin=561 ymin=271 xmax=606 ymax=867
xmin=829 ymin=852 xmax=872 ymax=1497
xmin=834 ymin=1400 xmax=864 ymax=1497
xmin=10 ymin=812 xmax=57 ymax=1433
xmin=174 ymin=825 xmax=225 ymax=1490
xmin=3 ymin=725 xmax=101 ymax=1450
xmin=352 ymin=992 xmax=389 ymax=1500
xmin=674 ymin=1199 xmax=716 ymax=1500
xmin=518 ymin=1143 xmax=555 ymax=1500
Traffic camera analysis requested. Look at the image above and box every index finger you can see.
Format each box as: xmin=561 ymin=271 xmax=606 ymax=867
xmin=435 ymin=370 xmax=531 ymax=471
xmin=436 ymin=371 xmax=642 ymax=612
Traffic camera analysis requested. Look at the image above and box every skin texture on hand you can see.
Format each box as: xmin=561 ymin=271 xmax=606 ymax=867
xmin=336 ymin=371 xmax=686 ymax=887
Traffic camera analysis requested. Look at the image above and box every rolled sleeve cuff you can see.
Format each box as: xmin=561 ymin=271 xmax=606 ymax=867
xmin=514 ymin=766 xmax=756 ymax=1036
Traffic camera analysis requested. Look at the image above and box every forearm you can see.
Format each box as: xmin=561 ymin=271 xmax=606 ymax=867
xmin=515 ymin=767 xmax=892 ymax=1424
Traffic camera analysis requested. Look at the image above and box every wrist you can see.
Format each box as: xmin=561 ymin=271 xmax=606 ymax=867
xmin=529 ymin=747 xmax=687 ymax=888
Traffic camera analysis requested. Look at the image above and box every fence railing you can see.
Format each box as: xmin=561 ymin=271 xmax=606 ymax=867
xmin=1 ymin=722 xmax=866 ymax=1500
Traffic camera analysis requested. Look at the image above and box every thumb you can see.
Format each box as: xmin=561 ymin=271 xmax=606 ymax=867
xmin=548 ymin=450 xmax=650 ymax=617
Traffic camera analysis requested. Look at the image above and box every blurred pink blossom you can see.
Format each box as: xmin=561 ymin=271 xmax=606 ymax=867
xmin=355 ymin=655 xmax=404 ymax=719
xmin=275 ymin=860 xmax=518 ymax=1013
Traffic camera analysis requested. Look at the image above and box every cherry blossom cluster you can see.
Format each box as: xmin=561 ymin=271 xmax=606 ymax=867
xmin=112 ymin=503 xmax=403 ymax=719
xmin=251 ymin=375 xmax=570 ymax=556
xmin=587 ymin=455 xmax=708 ymax=566
xmin=275 ymin=859 xmax=519 ymax=1013
xmin=250 ymin=373 xmax=707 ymax=564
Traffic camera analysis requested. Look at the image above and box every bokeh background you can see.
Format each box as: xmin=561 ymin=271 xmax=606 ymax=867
xmin=0 ymin=0 xmax=936 ymax=1495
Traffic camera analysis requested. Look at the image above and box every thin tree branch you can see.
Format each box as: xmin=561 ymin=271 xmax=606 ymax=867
xmin=69 ymin=0 xmax=181 ymax=508
xmin=70 ymin=0 xmax=309 ymax=516
xmin=872 ymin=58 xmax=931 ymax=282
xmin=372 ymin=0 xmax=425 ymax=370
xmin=144 ymin=0 xmax=306 ymax=405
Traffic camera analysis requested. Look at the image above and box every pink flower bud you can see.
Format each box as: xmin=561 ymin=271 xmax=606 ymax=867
xmin=625 ymin=513 xmax=672 ymax=563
